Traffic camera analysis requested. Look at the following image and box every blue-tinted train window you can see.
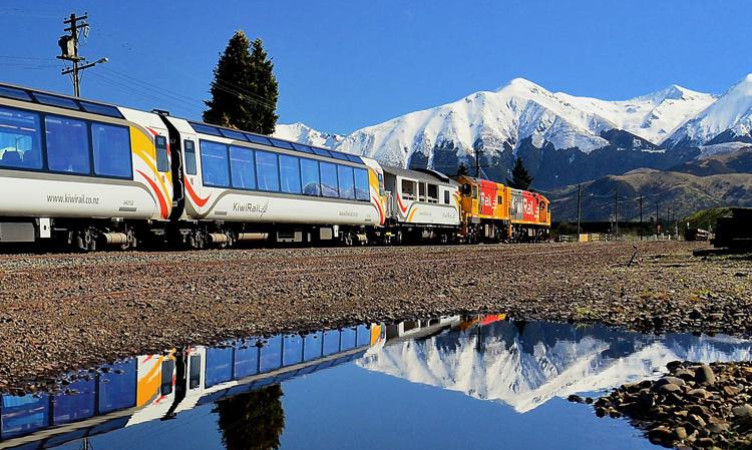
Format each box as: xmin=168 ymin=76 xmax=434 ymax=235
xmin=330 ymin=151 xmax=350 ymax=161
xmin=337 ymin=165 xmax=355 ymax=200
xmin=323 ymin=330 xmax=341 ymax=356
xmin=0 ymin=107 xmax=43 ymax=170
xmin=92 ymin=123 xmax=132 ymax=178
xmin=184 ymin=140 xmax=197 ymax=175
xmin=219 ymin=128 xmax=247 ymax=141
xmin=282 ymin=334 xmax=304 ymax=366
xmin=190 ymin=122 xmax=221 ymax=136
xmin=354 ymin=168 xmax=370 ymax=201
xmin=33 ymin=92 xmax=80 ymax=110
xmin=346 ymin=154 xmax=363 ymax=163
xmin=53 ymin=378 xmax=96 ymax=425
xmin=312 ymin=147 xmax=331 ymax=157
xmin=303 ymin=331 xmax=323 ymax=361
xmin=291 ymin=143 xmax=314 ymax=153
xmin=45 ymin=115 xmax=90 ymax=174
xmin=156 ymin=135 xmax=170 ymax=172
xmin=205 ymin=347 xmax=234 ymax=388
xmin=200 ymin=140 xmax=229 ymax=187
xmin=269 ymin=138 xmax=294 ymax=150
xmin=341 ymin=327 xmax=357 ymax=350
xmin=234 ymin=339 xmax=259 ymax=379
xmin=229 ymin=146 xmax=256 ymax=189
xmin=300 ymin=159 xmax=321 ymax=196
xmin=1 ymin=393 xmax=50 ymax=438
xmin=79 ymin=101 xmax=122 ymax=118
xmin=259 ymin=335 xmax=283 ymax=373
xmin=279 ymin=154 xmax=301 ymax=194
xmin=245 ymin=134 xmax=271 ymax=145
xmin=356 ymin=324 xmax=372 ymax=347
xmin=0 ymin=86 xmax=31 ymax=101
xmin=255 ymin=150 xmax=279 ymax=191
xmin=320 ymin=162 xmax=338 ymax=198
xmin=98 ymin=359 xmax=137 ymax=414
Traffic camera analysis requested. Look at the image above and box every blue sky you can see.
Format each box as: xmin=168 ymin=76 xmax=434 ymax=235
xmin=1 ymin=0 xmax=750 ymax=135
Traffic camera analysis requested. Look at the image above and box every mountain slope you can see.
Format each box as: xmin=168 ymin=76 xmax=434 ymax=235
xmin=273 ymin=122 xmax=344 ymax=148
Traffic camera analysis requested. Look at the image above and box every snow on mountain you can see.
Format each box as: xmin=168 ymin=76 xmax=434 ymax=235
xmin=555 ymin=85 xmax=716 ymax=145
xmin=667 ymin=74 xmax=752 ymax=148
xmin=358 ymin=321 xmax=752 ymax=413
xmin=273 ymin=122 xmax=344 ymax=148
xmin=333 ymin=78 xmax=620 ymax=168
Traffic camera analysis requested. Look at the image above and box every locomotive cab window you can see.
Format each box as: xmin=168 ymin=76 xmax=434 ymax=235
xmin=0 ymin=107 xmax=43 ymax=170
xmin=427 ymin=184 xmax=438 ymax=203
xmin=498 ymin=196 xmax=503 ymax=206
xmin=155 ymin=136 xmax=169 ymax=172
xmin=184 ymin=140 xmax=197 ymax=175
xmin=92 ymin=123 xmax=132 ymax=178
xmin=45 ymin=115 xmax=90 ymax=175
xmin=444 ymin=190 xmax=450 ymax=205
xmin=472 ymin=186 xmax=478 ymax=199
xmin=401 ymin=179 xmax=416 ymax=201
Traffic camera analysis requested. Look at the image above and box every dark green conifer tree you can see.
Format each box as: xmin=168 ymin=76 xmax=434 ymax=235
xmin=204 ymin=31 xmax=279 ymax=134
xmin=215 ymin=385 xmax=285 ymax=450
xmin=457 ymin=162 xmax=470 ymax=177
xmin=507 ymin=157 xmax=533 ymax=189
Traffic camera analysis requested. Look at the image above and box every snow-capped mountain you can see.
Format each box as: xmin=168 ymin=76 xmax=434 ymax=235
xmin=556 ymin=85 xmax=716 ymax=145
xmin=667 ymin=74 xmax=752 ymax=149
xmin=358 ymin=320 xmax=752 ymax=413
xmin=273 ymin=122 xmax=344 ymax=148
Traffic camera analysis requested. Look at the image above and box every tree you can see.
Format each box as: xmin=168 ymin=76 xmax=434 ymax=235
xmin=507 ymin=157 xmax=533 ymax=190
xmin=215 ymin=385 xmax=285 ymax=450
xmin=204 ymin=31 xmax=279 ymax=134
xmin=457 ymin=163 xmax=470 ymax=177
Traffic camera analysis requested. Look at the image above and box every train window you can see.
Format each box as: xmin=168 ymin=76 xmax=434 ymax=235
xmin=444 ymin=191 xmax=450 ymax=205
xmin=401 ymin=179 xmax=416 ymax=200
xmin=427 ymin=184 xmax=438 ymax=203
xmin=269 ymin=138 xmax=295 ymax=150
xmin=32 ymin=92 xmax=80 ymax=110
xmin=320 ymin=162 xmax=339 ymax=198
xmin=190 ymin=122 xmax=222 ymax=136
xmin=160 ymin=359 xmax=174 ymax=396
xmin=184 ymin=140 xmax=197 ymax=175
xmin=245 ymin=133 xmax=272 ymax=146
xmin=45 ymin=115 xmax=90 ymax=175
xmin=279 ymin=154 xmax=302 ymax=194
xmin=219 ymin=128 xmax=247 ymax=141
xmin=418 ymin=182 xmax=427 ymax=202
xmin=200 ymin=140 xmax=230 ymax=188
xmin=189 ymin=355 xmax=201 ymax=390
xmin=301 ymin=158 xmax=321 ymax=196
xmin=472 ymin=186 xmax=478 ymax=199
xmin=498 ymin=196 xmax=503 ymax=206
xmin=291 ymin=142 xmax=314 ymax=154
xmin=92 ymin=123 xmax=132 ymax=178
xmin=354 ymin=168 xmax=370 ymax=201
xmin=155 ymin=136 xmax=170 ymax=172
xmin=255 ymin=150 xmax=280 ymax=191
xmin=229 ymin=146 xmax=256 ymax=189
xmin=79 ymin=101 xmax=122 ymax=118
xmin=0 ymin=86 xmax=32 ymax=101
xmin=337 ymin=165 xmax=355 ymax=200
xmin=312 ymin=147 xmax=332 ymax=157
xmin=346 ymin=154 xmax=362 ymax=163
xmin=330 ymin=151 xmax=350 ymax=161
xmin=0 ymin=107 xmax=43 ymax=170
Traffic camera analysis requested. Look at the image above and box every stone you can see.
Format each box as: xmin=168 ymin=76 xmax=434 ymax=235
xmin=659 ymin=383 xmax=682 ymax=393
xmin=656 ymin=376 xmax=686 ymax=387
xmin=567 ymin=394 xmax=584 ymax=403
xmin=732 ymin=404 xmax=752 ymax=418
xmin=695 ymin=364 xmax=716 ymax=386
xmin=674 ymin=427 xmax=688 ymax=440
xmin=689 ymin=414 xmax=707 ymax=428
xmin=648 ymin=426 xmax=673 ymax=444
xmin=695 ymin=437 xmax=715 ymax=447
xmin=675 ymin=369 xmax=696 ymax=381
xmin=688 ymin=388 xmax=712 ymax=399
xmin=723 ymin=386 xmax=740 ymax=396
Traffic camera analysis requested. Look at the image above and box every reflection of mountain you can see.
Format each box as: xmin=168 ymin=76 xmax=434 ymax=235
xmin=358 ymin=321 xmax=752 ymax=413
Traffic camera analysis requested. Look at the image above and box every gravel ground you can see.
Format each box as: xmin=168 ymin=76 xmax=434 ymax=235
xmin=0 ymin=240 xmax=750 ymax=393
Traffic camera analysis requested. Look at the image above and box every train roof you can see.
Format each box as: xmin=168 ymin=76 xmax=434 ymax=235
xmin=0 ymin=81 xmax=124 ymax=119
xmin=184 ymin=120 xmax=365 ymax=165
xmin=382 ymin=165 xmax=458 ymax=186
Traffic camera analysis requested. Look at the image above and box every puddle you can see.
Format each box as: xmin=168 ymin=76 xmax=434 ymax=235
xmin=2 ymin=316 xmax=752 ymax=449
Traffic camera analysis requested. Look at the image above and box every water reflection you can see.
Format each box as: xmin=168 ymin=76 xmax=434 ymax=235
xmin=215 ymin=385 xmax=285 ymax=450
xmin=359 ymin=317 xmax=752 ymax=413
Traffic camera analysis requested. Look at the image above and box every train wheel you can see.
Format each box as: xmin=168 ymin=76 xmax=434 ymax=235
xmin=188 ymin=230 xmax=207 ymax=250
xmin=75 ymin=228 xmax=98 ymax=252
xmin=342 ymin=232 xmax=354 ymax=246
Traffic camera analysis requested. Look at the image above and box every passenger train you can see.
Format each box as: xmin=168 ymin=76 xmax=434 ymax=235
xmin=0 ymin=82 xmax=550 ymax=251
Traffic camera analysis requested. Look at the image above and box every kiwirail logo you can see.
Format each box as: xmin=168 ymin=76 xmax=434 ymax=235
xmin=232 ymin=200 xmax=269 ymax=218
xmin=46 ymin=193 xmax=100 ymax=205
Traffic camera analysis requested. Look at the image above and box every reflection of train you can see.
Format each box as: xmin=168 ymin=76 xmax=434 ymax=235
xmin=0 ymin=324 xmax=382 ymax=449
xmin=0 ymin=82 xmax=549 ymax=250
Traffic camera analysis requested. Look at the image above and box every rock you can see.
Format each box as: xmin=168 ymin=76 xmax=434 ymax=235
xmin=675 ymin=368 xmax=696 ymax=381
xmin=674 ymin=427 xmax=688 ymax=440
xmin=656 ymin=376 xmax=686 ymax=387
xmin=689 ymin=414 xmax=707 ymax=428
xmin=567 ymin=394 xmax=584 ymax=403
xmin=687 ymin=388 xmax=712 ymax=399
xmin=658 ymin=383 xmax=682 ymax=393
xmin=723 ymin=386 xmax=740 ymax=396
xmin=732 ymin=404 xmax=752 ymax=418
xmin=695 ymin=364 xmax=716 ymax=386
xmin=695 ymin=437 xmax=715 ymax=447
xmin=648 ymin=426 xmax=673 ymax=444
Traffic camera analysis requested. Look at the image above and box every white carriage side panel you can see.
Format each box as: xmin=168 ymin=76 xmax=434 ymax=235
xmin=393 ymin=174 xmax=460 ymax=227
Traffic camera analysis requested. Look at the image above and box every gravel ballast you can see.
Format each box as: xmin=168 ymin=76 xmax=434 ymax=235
xmin=0 ymin=241 xmax=750 ymax=392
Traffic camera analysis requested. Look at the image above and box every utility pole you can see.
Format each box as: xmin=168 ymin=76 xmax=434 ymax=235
xmin=57 ymin=12 xmax=108 ymax=96
xmin=576 ymin=183 xmax=582 ymax=238
xmin=614 ymin=186 xmax=619 ymax=239
xmin=639 ymin=195 xmax=643 ymax=224
xmin=474 ymin=147 xmax=482 ymax=178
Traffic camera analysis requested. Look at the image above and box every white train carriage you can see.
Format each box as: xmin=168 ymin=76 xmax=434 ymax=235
xmin=0 ymin=83 xmax=173 ymax=250
xmin=381 ymin=166 xmax=460 ymax=243
xmin=158 ymin=116 xmax=387 ymax=247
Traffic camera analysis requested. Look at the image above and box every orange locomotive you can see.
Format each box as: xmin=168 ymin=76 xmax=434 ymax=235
xmin=456 ymin=175 xmax=550 ymax=243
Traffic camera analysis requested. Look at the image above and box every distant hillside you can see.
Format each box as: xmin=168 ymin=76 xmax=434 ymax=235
xmin=550 ymin=170 xmax=752 ymax=222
